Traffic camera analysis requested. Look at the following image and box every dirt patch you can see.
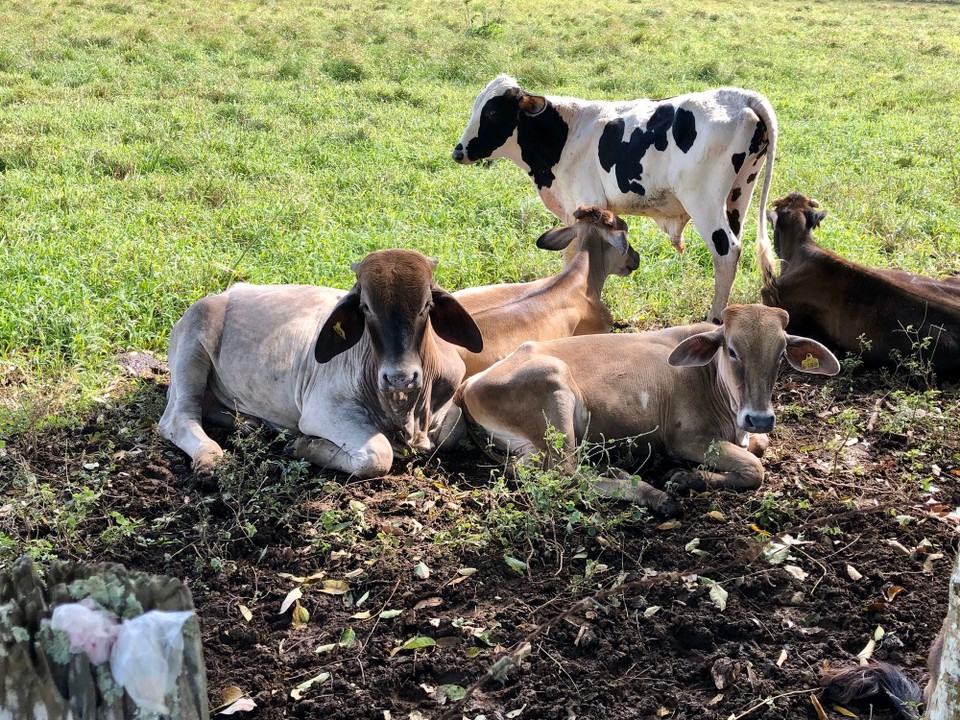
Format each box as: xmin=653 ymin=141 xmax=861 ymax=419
xmin=2 ymin=369 xmax=958 ymax=720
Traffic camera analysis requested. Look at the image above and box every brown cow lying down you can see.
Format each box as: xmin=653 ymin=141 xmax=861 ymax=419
xmin=457 ymin=304 xmax=839 ymax=514
xmin=759 ymin=192 xmax=960 ymax=377
xmin=159 ymin=249 xmax=483 ymax=477
xmin=454 ymin=205 xmax=640 ymax=377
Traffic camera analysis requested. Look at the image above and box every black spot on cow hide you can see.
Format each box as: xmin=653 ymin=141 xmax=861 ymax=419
xmin=466 ymin=94 xmax=521 ymax=161
xmin=727 ymin=208 xmax=741 ymax=237
xmin=730 ymin=187 xmax=741 ymax=202
xmin=517 ymin=103 xmax=569 ymax=189
xmin=598 ymin=104 xmax=676 ymax=196
xmin=672 ymin=108 xmax=697 ymax=153
xmin=746 ymin=172 xmax=757 ymax=184
xmin=749 ymin=118 xmax=767 ymax=155
xmin=712 ymin=228 xmax=730 ymax=256
xmin=731 ymin=152 xmax=746 ymax=174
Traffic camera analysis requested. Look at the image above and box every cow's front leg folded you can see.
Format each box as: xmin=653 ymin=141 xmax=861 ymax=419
xmin=591 ymin=466 xmax=680 ymax=517
xmin=286 ymin=432 xmax=394 ymax=479
xmin=665 ymin=439 xmax=764 ymax=492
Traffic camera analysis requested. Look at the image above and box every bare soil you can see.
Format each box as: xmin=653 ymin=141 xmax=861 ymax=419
xmin=3 ymin=366 xmax=959 ymax=720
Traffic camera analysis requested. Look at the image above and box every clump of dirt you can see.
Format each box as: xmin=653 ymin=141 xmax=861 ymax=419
xmin=1 ymin=369 xmax=957 ymax=720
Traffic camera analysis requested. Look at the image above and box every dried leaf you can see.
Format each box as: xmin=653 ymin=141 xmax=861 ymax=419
xmin=708 ymin=693 xmax=724 ymax=706
xmin=506 ymin=706 xmax=526 ymax=719
xmin=355 ymin=590 xmax=370 ymax=606
xmin=414 ymin=597 xmax=443 ymax=611
xmin=350 ymin=610 xmax=372 ymax=620
xmin=777 ymin=649 xmax=788 ymax=667
xmin=763 ymin=542 xmax=791 ymax=565
xmin=923 ymin=553 xmax=944 ymax=573
xmin=238 ymin=605 xmax=253 ymax=623
xmin=340 ymin=627 xmax=356 ymax=648
xmin=290 ymin=672 xmax=330 ymax=700
xmin=315 ymin=642 xmax=337 ymax=654
xmin=413 ymin=562 xmax=431 ymax=580
xmin=644 ymin=606 xmax=662 ymax=618
xmin=390 ymin=635 xmax=437 ymax=657
xmin=784 ymin=564 xmax=809 ymax=582
xmin=882 ymin=584 xmax=905 ymax=602
xmin=809 ymin=694 xmax=828 ymax=720
xmin=436 ymin=684 xmax=466 ymax=703
xmin=319 ymin=579 xmax=349 ymax=595
xmin=846 ymin=564 xmax=863 ymax=581
xmin=504 ymin=556 xmax=528 ymax=573
xmin=886 ymin=539 xmax=911 ymax=555
xmin=344 ymin=568 xmax=364 ymax=579
xmin=707 ymin=510 xmax=727 ymax=523
xmin=217 ymin=697 xmax=257 ymax=715
xmin=833 ymin=705 xmax=858 ymax=717
xmin=292 ymin=601 xmax=310 ymax=626
xmin=685 ymin=538 xmax=701 ymax=553
xmin=656 ymin=708 xmax=671 ymax=717
xmin=708 ymin=581 xmax=728 ymax=612
xmin=458 ymin=567 xmax=477 ymax=577
xmin=464 ymin=646 xmax=481 ymax=658
xmin=379 ymin=609 xmax=402 ymax=619
xmin=857 ymin=638 xmax=875 ymax=664
xmin=657 ymin=520 xmax=681 ymax=531
xmin=218 ymin=687 xmax=245 ymax=708
xmin=873 ymin=626 xmax=885 ymax=641
xmin=279 ymin=587 xmax=302 ymax=615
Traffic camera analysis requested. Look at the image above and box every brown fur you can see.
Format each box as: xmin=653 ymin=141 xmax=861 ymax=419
xmin=760 ymin=192 xmax=960 ymax=378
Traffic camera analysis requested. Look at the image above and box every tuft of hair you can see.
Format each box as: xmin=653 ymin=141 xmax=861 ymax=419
xmin=821 ymin=662 xmax=923 ymax=720
xmin=772 ymin=191 xmax=820 ymax=211
xmin=573 ymin=205 xmax=617 ymax=228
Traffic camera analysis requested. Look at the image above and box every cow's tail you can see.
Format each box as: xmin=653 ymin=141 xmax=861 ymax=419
xmin=748 ymin=92 xmax=779 ymax=289
xmin=821 ymin=662 xmax=924 ymax=720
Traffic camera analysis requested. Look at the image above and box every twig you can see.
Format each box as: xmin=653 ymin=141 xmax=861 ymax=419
xmin=728 ymin=688 xmax=819 ymax=719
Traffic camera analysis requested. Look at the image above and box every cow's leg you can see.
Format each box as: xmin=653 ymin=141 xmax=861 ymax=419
xmin=460 ymin=351 xmax=584 ymax=469
xmin=158 ymin=342 xmax=225 ymax=473
xmin=747 ymin=433 xmax=769 ymax=458
xmin=665 ymin=439 xmax=764 ymax=491
xmin=201 ymin=392 xmax=263 ymax=435
xmin=287 ymin=429 xmax=394 ymax=479
xmin=685 ymin=200 xmax=741 ymax=324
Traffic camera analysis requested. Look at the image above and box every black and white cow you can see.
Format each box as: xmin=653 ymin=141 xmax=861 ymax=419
xmin=452 ymin=74 xmax=779 ymax=323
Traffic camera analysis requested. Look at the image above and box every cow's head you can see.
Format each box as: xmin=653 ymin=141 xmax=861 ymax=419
xmin=768 ymin=192 xmax=827 ymax=262
xmin=315 ymin=250 xmax=483 ymax=407
xmin=452 ymin=74 xmax=548 ymax=164
xmin=667 ymin=304 xmax=839 ymax=434
xmin=536 ymin=205 xmax=640 ymax=278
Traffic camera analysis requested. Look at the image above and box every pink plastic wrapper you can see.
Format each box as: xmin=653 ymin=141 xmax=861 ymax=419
xmin=50 ymin=599 xmax=120 ymax=665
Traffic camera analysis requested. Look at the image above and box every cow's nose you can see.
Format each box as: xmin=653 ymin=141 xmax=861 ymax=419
xmin=452 ymin=144 xmax=465 ymax=163
xmin=740 ymin=411 xmax=775 ymax=434
xmin=382 ymin=368 xmax=421 ymax=390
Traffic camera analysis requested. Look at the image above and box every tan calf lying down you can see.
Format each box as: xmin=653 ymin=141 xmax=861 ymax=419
xmin=454 ymin=206 xmax=640 ymax=376
xmin=159 ymin=250 xmax=482 ymax=478
xmin=458 ymin=304 xmax=839 ymax=512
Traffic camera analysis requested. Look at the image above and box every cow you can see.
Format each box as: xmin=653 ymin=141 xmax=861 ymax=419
xmin=456 ymin=304 xmax=838 ymax=514
xmin=759 ymin=192 xmax=960 ymax=378
xmin=452 ymin=74 xmax=779 ymax=324
xmin=453 ymin=205 xmax=640 ymax=377
xmin=158 ymin=249 xmax=483 ymax=478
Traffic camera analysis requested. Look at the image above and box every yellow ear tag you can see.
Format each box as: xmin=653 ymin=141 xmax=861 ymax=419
xmin=333 ymin=322 xmax=346 ymax=340
xmin=801 ymin=353 xmax=819 ymax=370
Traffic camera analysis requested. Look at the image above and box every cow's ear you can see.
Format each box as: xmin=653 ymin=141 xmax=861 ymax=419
xmin=430 ymin=286 xmax=484 ymax=353
xmin=536 ymin=225 xmax=577 ymax=251
xmin=315 ymin=287 xmax=365 ymax=363
xmin=668 ymin=328 xmax=725 ymax=367
xmin=804 ymin=209 xmax=827 ymax=230
xmin=604 ymin=229 xmax=629 ymax=255
xmin=784 ymin=335 xmax=840 ymax=376
xmin=519 ymin=93 xmax=547 ymax=116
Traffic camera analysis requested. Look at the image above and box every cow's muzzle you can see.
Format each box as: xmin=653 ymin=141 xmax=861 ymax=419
xmin=452 ymin=143 xmax=467 ymax=163
xmin=739 ymin=410 xmax=775 ymax=434
xmin=380 ymin=367 xmax=422 ymax=407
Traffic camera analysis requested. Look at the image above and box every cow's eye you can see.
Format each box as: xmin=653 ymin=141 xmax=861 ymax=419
xmin=359 ymin=303 xmax=370 ymax=315
xmin=728 ymin=347 xmax=739 ymax=361
xmin=421 ymin=300 xmax=433 ymax=315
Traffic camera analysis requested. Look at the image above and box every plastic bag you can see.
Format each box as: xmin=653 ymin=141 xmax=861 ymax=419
xmin=51 ymin=602 xmax=194 ymax=714
xmin=50 ymin=599 xmax=120 ymax=665
xmin=110 ymin=610 xmax=195 ymax=714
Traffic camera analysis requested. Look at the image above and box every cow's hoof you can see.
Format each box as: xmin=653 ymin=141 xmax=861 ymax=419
xmin=664 ymin=469 xmax=708 ymax=494
xmin=192 ymin=446 xmax=225 ymax=475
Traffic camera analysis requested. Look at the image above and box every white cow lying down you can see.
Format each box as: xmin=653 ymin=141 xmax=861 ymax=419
xmin=457 ymin=304 xmax=838 ymax=514
xmin=159 ymin=249 xmax=483 ymax=478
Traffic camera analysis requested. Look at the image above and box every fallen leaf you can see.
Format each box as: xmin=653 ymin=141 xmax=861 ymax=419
xmin=290 ymin=672 xmax=330 ymax=700
xmin=873 ymin=626 xmax=885 ymax=641
xmin=414 ymin=597 xmax=443 ymax=611
xmin=292 ymin=601 xmax=310 ymax=626
xmin=379 ymin=609 xmax=402 ymax=619
xmin=350 ymin=610 xmax=372 ymax=620
xmin=319 ymin=579 xmax=349 ymax=595
xmin=777 ymin=649 xmax=788 ymax=667
xmin=923 ymin=553 xmax=945 ymax=573
xmin=708 ymin=581 xmax=728 ymax=612
xmin=217 ymin=697 xmax=256 ymax=715
xmin=834 ymin=705 xmax=858 ymax=717
xmin=390 ymin=635 xmax=437 ymax=657
xmin=344 ymin=568 xmax=364 ymax=579
xmin=885 ymin=539 xmax=911 ymax=555
xmin=656 ymin=520 xmax=681 ymax=531
xmin=458 ymin=567 xmax=477 ymax=577
xmin=413 ymin=562 xmax=431 ymax=580
xmin=707 ymin=510 xmax=727 ymax=523
xmin=882 ymin=584 xmax=904 ymax=602
xmin=857 ymin=638 xmax=875 ymax=664
xmin=809 ymin=694 xmax=828 ymax=720
xmin=708 ymin=693 xmax=724 ymax=706
xmin=238 ymin=605 xmax=253 ymax=623
xmin=315 ymin=642 xmax=336 ymax=654
xmin=506 ymin=705 xmax=526 ymax=718
xmin=656 ymin=708 xmax=671 ymax=717
xmin=846 ymin=564 xmax=863 ymax=581
xmin=685 ymin=538 xmax=701 ymax=553
xmin=340 ymin=627 xmax=356 ymax=648
xmin=504 ymin=556 xmax=528 ymax=573
xmin=644 ymin=606 xmax=661 ymax=618
xmin=464 ymin=646 xmax=481 ymax=658
xmin=355 ymin=591 xmax=370 ymax=606
xmin=279 ymin=587 xmax=303 ymax=615
xmin=218 ymin=687 xmax=245 ymax=708
xmin=784 ymin=564 xmax=809 ymax=582
xmin=435 ymin=684 xmax=466 ymax=703
xmin=763 ymin=542 xmax=791 ymax=565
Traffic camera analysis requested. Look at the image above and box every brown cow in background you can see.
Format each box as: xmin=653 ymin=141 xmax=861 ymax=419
xmin=759 ymin=192 xmax=960 ymax=378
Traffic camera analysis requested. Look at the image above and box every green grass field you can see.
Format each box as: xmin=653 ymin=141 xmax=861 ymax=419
xmin=2 ymin=0 xmax=959 ymax=432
